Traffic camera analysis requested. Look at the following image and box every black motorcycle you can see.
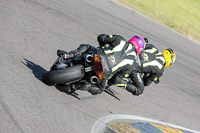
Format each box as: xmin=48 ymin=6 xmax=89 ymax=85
xmin=42 ymin=50 xmax=103 ymax=91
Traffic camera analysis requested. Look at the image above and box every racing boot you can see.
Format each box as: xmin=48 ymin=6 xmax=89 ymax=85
xmin=57 ymin=44 xmax=92 ymax=60
xmin=57 ymin=49 xmax=82 ymax=60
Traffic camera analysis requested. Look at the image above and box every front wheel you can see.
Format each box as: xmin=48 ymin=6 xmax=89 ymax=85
xmin=42 ymin=64 xmax=85 ymax=86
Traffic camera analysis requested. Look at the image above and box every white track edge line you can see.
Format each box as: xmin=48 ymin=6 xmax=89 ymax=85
xmin=90 ymin=114 xmax=200 ymax=133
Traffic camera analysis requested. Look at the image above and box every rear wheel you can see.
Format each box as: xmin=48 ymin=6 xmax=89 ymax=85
xmin=42 ymin=64 xmax=85 ymax=86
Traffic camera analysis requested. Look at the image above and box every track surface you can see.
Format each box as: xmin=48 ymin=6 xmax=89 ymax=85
xmin=0 ymin=0 xmax=200 ymax=133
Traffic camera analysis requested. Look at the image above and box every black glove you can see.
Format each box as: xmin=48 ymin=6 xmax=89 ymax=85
xmin=97 ymin=34 xmax=106 ymax=47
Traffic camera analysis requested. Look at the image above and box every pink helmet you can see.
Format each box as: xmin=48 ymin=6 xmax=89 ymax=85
xmin=128 ymin=35 xmax=146 ymax=55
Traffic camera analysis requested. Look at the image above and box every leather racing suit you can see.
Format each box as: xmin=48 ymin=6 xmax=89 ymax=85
xmin=96 ymin=34 xmax=144 ymax=95
xmin=139 ymin=44 xmax=165 ymax=86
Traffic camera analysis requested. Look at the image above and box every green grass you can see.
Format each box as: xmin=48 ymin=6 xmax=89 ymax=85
xmin=116 ymin=0 xmax=200 ymax=43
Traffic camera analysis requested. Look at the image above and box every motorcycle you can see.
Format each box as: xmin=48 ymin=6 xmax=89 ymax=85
xmin=42 ymin=50 xmax=103 ymax=93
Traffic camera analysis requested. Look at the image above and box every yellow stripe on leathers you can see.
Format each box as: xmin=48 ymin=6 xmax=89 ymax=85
xmin=112 ymin=59 xmax=134 ymax=72
xmin=108 ymin=123 xmax=141 ymax=133
xmin=151 ymin=123 xmax=184 ymax=133
xmin=104 ymin=40 xmax=126 ymax=54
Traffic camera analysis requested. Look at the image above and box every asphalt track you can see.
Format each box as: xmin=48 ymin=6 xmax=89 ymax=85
xmin=0 ymin=0 xmax=200 ymax=133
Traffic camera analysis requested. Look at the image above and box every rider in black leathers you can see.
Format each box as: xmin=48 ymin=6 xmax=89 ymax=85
xmin=58 ymin=34 xmax=146 ymax=95
xmin=108 ymin=39 xmax=176 ymax=96
xmin=139 ymin=43 xmax=176 ymax=86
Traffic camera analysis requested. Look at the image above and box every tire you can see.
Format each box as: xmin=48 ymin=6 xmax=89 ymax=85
xmin=42 ymin=64 xmax=85 ymax=86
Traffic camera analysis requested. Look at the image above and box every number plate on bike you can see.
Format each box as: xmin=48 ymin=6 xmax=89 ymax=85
xmin=85 ymin=67 xmax=92 ymax=72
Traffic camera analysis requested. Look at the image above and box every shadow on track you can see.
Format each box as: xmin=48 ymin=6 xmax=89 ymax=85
xmin=21 ymin=58 xmax=80 ymax=100
xmin=21 ymin=58 xmax=47 ymax=82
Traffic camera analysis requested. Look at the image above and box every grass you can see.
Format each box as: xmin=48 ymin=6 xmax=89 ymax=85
xmin=116 ymin=0 xmax=200 ymax=43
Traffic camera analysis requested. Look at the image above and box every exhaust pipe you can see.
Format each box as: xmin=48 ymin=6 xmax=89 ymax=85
xmin=90 ymin=76 xmax=99 ymax=84
xmin=85 ymin=54 xmax=93 ymax=63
